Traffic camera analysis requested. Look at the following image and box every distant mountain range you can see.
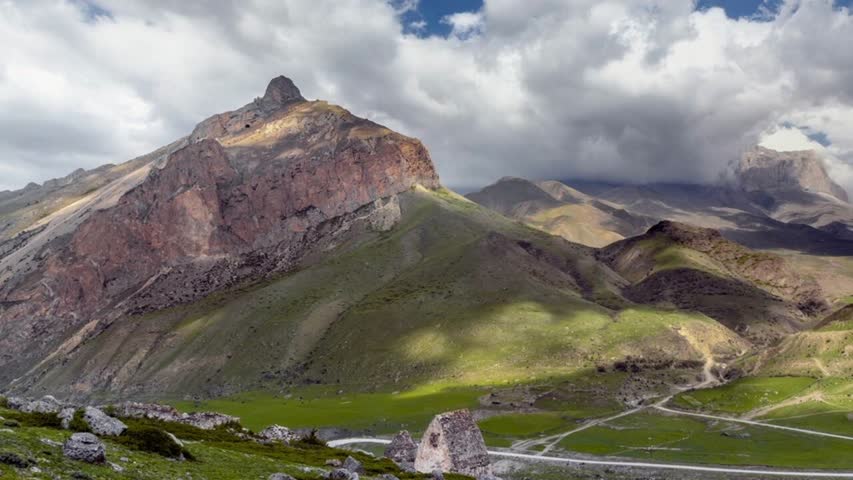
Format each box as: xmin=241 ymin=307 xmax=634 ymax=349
xmin=0 ymin=76 xmax=850 ymax=414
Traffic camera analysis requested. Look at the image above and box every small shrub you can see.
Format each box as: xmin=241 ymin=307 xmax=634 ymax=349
xmin=68 ymin=409 xmax=90 ymax=433
xmin=115 ymin=427 xmax=195 ymax=460
xmin=0 ymin=396 xmax=8 ymax=408
xmin=292 ymin=429 xmax=326 ymax=448
xmin=102 ymin=405 xmax=117 ymax=417
xmin=2 ymin=419 xmax=20 ymax=428
xmin=4 ymin=411 xmax=62 ymax=428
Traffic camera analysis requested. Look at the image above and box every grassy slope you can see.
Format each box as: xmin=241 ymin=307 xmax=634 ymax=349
xmin=26 ymin=188 xmax=744 ymax=404
xmin=0 ymin=407 xmax=460 ymax=480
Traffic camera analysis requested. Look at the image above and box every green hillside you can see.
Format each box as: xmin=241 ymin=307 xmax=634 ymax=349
xmin=20 ymin=188 xmax=745 ymax=407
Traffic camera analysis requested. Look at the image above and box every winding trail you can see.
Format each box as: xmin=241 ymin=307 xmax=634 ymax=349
xmin=328 ymin=438 xmax=853 ymax=478
xmin=653 ymin=405 xmax=853 ymax=441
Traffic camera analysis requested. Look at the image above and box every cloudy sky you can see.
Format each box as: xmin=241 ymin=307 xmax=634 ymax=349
xmin=2 ymin=0 xmax=853 ymax=193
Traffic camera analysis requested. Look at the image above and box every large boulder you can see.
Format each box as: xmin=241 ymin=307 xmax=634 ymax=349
xmin=415 ymin=409 xmax=493 ymax=479
xmin=63 ymin=433 xmax=106 ymax=464
xmin=384 ymin=430 xmax=417 ymax=470
xmin=343 ymin=456 xmax=365 ymax=474
xmin=83 ymin=407 xmax=127 ymax=436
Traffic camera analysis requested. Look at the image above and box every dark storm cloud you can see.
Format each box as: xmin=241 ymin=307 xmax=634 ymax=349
xmin=1 ymin=0 xmax=853 ymax=194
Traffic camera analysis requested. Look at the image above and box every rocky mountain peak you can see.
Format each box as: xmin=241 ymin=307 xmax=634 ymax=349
xmin=737 ymin=146 xmax=848 ymax=202
xmin=260 ymin=75 xmax=305 ymax=111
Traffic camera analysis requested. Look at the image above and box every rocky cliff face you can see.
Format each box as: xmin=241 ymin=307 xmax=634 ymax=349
xmin=738 ymin=146 xmax=849 ymax=202
xmin=0 ymin=75 xmax=439 ymax=386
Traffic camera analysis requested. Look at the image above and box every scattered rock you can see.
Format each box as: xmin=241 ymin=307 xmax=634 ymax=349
xmin=0 ymin=452 xmax=32 ymax=468
xmin=29 ymin=466 xmax=42 ymax=474
xmin=119 ymin=457 xmax=130 ymax=463
xmin=111 ymin=402 xmax=183 ymax=423
xmin=109 ymin=461 xmax=125 ymax=473
xmin=379 ymin=475 xmax=400 ymax=480
xmin=258 ymin=424 xmax=299 ymax=444
xmin=20 ymin=395 xmax=64 ymax=414
xmin=40 ymin=438 xmax=63 ymax=447
xmin=84 ymin=407 xmax=127 ymax=436
xmin=6 ymin=397 xmax=26 ymax=411
xmin=384 ymin=430 xmax=417 ymax=470
xmin=431 ymin=470 xmax=445 ymax=480
xmin=325 ymin=459 xmax=343 ymax=468
xmin=58 ymin=407 xmax=76 ymax=429
xmin=63 ymin=432 xmax=106 ymax=464
xmin=415 ymin=409 xmax=493 ymax=479
xmin=327 ymin=469 xmax=358 ymax=480
xmin=268 ymin=474 xmax=296 ymax=480
xmin=71 ymin=472 xmax=92 ymax=480
xmin=343 ymin=456 xmax=365 ymax=474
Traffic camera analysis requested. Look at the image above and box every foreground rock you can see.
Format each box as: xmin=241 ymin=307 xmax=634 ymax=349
xmin=415 ymin=409 xmax=493 ymax=479
xmin=63 ymin=433 xmax=106 ymax=464
xmin=83 ymin=407 xmax=127 ymax=436
xmin=384 ymin=430 xmax=418 ymax=470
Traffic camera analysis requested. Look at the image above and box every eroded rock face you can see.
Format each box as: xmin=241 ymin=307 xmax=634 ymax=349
xmin=414 ymin=410 xmax=492 ymax=479
xmin=83 ymin=407 xmax=127 ymax=436
xmin=63 ymin=433 xmax=106 ymax=464
xmin=384 ymin=430 xmax=418 ymax=470
xmin=738 ymin=146 xmax=849 ymax=202
xmin=0 ymin=75 xmax=440 ymax=395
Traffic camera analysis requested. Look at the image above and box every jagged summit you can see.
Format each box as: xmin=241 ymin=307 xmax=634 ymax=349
xmin=189 ymin=74 xmax=310 ymax=143
xmin=260 ymin=75 xmax=305 ymax=110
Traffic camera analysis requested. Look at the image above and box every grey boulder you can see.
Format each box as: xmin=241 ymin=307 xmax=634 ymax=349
xmin=84 ymin=407 xmax=127 ymax=436
xmin=63 ymin=432 xmax=106 ymax=464
xmin=268 ymin=474 xmax=296 ymax=480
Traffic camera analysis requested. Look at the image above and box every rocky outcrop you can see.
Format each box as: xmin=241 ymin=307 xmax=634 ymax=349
xmin=384 ymin=430 xmax=418 ymax=470
xmin=83 ymin=407 xmax=127 ymax=436
xmin=0 ymin=74 xmax=440 ymax=397
xmin=182 ymin=412 xmax=239 ymax=430
xmin=112 ymin=402 xmax=238 ymax=430
xmin=111 ymin=402 xmax=184 ymax=423
xmin=738 ymin=146 xmax=848 ymax=202
xmin=63 ymin=433 xmax=106 ymax=464
xmin=258 ymin=425 xmax=300 ymax=444
xmin=15 ymin=395 xmax=65 ymax=414
xmin=415 ymin=410 xmax=493 ymax=479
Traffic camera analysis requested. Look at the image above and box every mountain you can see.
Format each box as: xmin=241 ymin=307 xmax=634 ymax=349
xmin=1 ymin=76 xmax=752 ymax=404
xmin=0 ymin=76 xmax=438 ymax=391
xmin=466 ymin=177 xmax=655 ymax=247
xmin=737 ymin=146 xmax=848 ymax=203
xmin=467 ymin=147 xmax=853 ymax=258
xmin=597 ymin=221 xmax=826 ymax=344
